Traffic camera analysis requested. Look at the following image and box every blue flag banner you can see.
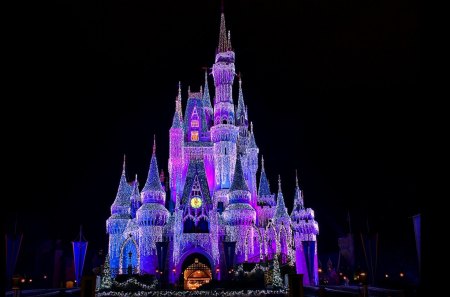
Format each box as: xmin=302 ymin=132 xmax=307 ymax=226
xmin=72 ymin=241 xmax=88 ymax=286
xmin=303 ymin=241 xmax=315 ymax=285
xmin=412 ymin=214 xmax=420 ymax=271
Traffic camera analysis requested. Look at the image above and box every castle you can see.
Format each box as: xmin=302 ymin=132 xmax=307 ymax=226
xmin=106 ymin=12 xmax=319 ymax=289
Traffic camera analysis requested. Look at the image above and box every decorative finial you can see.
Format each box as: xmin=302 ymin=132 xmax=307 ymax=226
xmin=135 ymin=173 xmax=138 ymax=182
xmin=178 ymin=81 xmax=181 ymax=99
xmin=250 ymin=122 xmax=254 ymax=133
xmin=278 ymin=175 xmax=282 ymax=192
xmin=200 ymin=85 xmax=203 ymax=95
xmin=295 ymin=169 xmax=299 ymax=187
xmin=261 ymin=155 xmax=265 ymax=171
xmin=122 ymin=154 xmax=126 ymax=173
xmin=153 ymin=135 xmax=156 ymax=154
xmin=227 ymin=30 xmax=232 ymax=50
xmin=188 ymin=85 xmax=191 ymax=95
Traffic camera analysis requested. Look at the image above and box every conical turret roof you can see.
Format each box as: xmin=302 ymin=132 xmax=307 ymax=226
xmin=143 ymin=136 xmax=164 ymax=193
xmin=230 ymin=154 xmax=249 ymax=192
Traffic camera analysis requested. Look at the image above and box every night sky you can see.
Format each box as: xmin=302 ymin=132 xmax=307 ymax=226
xmin=6 ymin=0 xmax=419 ymax=276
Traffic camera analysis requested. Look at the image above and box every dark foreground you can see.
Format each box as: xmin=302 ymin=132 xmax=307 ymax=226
xmin=5 ymin=285 xmax=417 ymax=297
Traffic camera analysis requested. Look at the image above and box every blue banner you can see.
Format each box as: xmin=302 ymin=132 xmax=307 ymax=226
xmin=72 ymin=241 xmax=88 ymax=286
xmin=302 ymin=241 xmax=315 ymax=285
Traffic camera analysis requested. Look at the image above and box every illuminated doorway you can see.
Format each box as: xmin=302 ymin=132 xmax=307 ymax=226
xmin=183 ymin=256 xmax=212 ymax=290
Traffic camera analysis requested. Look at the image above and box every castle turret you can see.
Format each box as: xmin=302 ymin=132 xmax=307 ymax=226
xmin=130 ymin=174 xmax=141 ymax=219
xmin=106 ymin=155 xmax=133 ymax=276
xmin=246 ymin=122 xmax=259 ymax=207
xmin=169 ymin=85 xmax=184 ymax=213
xmin=137 ymin=137 xmax=169 ymax=274
xmin=290 ymin=171 xmax=319 ymax=285
xmin=211 ymin=12 xmax=239 ymax=189
xmin=223 ymin=154 xmax=256 ymax=262
xmin=274 ymin=175 xmax=290 ymax=226
xmin=202 ymin=70 xmax=214 ymax=128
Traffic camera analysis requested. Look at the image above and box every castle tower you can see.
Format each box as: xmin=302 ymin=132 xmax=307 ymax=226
xmin=273 ymin=176 xmax=292 ymax=259
xmin=202 ymin=70 xmax=214 ymax=128
xmin=246 ymin=122 xmax=259 ymax=207
xmin=223 ymin=154 xmax=256 ymax=263
xmin=169 ymin=84 xmax=184 ymax=213
xmin=129 ymin=174 xmax=141 ymax=219
xmin=136 ymin=137 xmax=170 ymax=274
xmin=257 ymin=156 xmax=276 ymax=228
xmin=106 ymin=155 xmax=132 ymax=276
xmin=290 ymin=171 xmax=319 ymax=285
xmin=210 ymin=12 xmax=239 ymax=190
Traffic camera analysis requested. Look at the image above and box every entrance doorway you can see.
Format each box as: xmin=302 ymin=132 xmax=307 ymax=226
xmin=182 ymin=253 xmax=212 ymax=290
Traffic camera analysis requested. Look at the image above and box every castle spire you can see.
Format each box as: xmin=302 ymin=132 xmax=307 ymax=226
xmin=230 ymin=154 xmax=249 ymax=192
xmin=143 ymin=136 xmax=164 ymax=193
xmin=172 ymin=82 xmax=183 ymax=129
xmin=248 ymin=122 xmax=258 ymax=149
xmin=274 ymin=175 xmax=290 ymax=221
xmin=122 ymin=154 xmax=127 ymax=175
xmin=202 ymin=69 xmax=212 ymax=109
xmin=111 ymin=156 xmax=133 ymax=215
xmin=218 ymin=12 xmax=229 ymax=53
xmin=258 ymin=155 xmax=271 ymax=196
xmin=291 ymin=169 xmax=304 ymax=214
xmin=236 ymin=76 xmax=246 ymax=125
xmin=176 ymin=81 xmax=183 ymax=118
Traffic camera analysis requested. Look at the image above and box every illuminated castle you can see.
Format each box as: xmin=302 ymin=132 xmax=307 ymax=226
xmin=106 ymin=12 xmax=319 ymax=288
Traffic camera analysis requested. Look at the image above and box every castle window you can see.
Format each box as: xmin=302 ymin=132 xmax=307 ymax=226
xmin=191 ymin=131 xmax=199 ymax=141
xmin=191 ymin=120 xmax=199 ymax=127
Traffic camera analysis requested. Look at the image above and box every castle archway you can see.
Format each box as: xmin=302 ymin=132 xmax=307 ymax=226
xmin=181 ymin=253 xmax=212 ymax=290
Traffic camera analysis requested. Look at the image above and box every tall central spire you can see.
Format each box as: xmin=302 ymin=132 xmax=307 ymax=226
xmin=218 ymin=12 xmax=230 ymax=53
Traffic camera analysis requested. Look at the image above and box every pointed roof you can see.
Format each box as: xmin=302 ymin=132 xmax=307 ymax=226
xmin=131 ymin=174 xmax=140 ymax=199
xmin=258 ymin=156 xmax=271 ymax=196
xmin=274 ymin=175 xmax=290 ymax=220
xmin=171 ymin=110 xmax=183 ymax=129
xmin=181 ymin=159 xmax=212 ymax=206
xmin=291 ymin=170 xmax=304 ymax=216
xmin=236 ymin=78 xmax=246 ymax=122
xmin=248 ymin=122 xmax=258 ymax=149
xmin=111 ymin=155 xmax=133 ymax=213
xmin=230 ymin=154 xmax=249 ymax=192
xmin=176 ymin=81 xmax=183 ymax=120
xmin=218 ymin=13 xmax=231 ymax=53
xmin=202 ymin=70 xmax=213 ymax=109
xmin=142 ymin=136 xmax=164 ymax=193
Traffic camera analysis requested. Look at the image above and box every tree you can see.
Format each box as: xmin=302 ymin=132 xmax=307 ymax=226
xmin=100 ymin=254 xmax=112 ymax=290
xmin=272 ymin=255 xmax=284 ymax=288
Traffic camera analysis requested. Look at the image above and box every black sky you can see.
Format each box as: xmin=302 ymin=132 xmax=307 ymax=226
xmin=6 ymin=0 xmax=419 ymax=273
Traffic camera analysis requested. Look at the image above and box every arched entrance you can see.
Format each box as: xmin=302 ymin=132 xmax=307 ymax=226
xmin=182 ymin=253 xmax=212 ymax=290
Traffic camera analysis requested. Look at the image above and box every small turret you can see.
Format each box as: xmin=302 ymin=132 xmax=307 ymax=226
xmin=110 ymin=155 xmax=133 ymax=216
xmin=258 ymin=156 xmax=275 ymax=206
xmin=236 ymin=78 xmax=247 ymax=127
xmin=274 ymin=175 xmax=290 ymax=225
xmin=141 ymin=136 xmax=165 ymax=204
xmin=130 ymin=174 xmax=141 ymax=219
